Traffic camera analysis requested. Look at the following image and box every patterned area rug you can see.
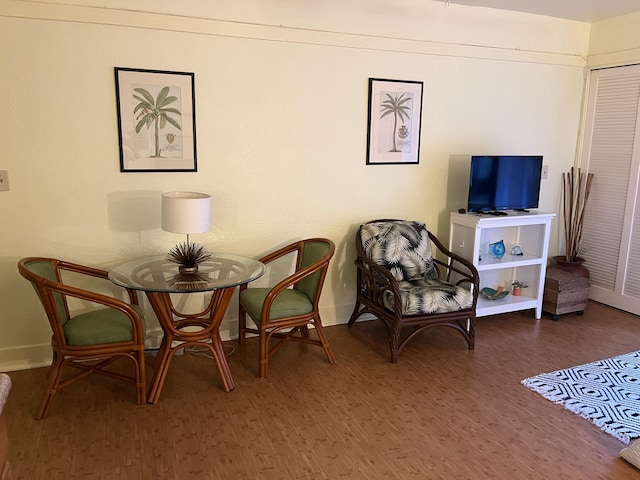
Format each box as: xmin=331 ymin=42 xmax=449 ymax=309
xmin=522 ymin=351 xmax=640 ymax=444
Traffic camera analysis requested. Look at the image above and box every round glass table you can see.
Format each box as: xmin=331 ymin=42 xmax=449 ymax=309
xmin=109 ymin=253 xmax=265 ymax=404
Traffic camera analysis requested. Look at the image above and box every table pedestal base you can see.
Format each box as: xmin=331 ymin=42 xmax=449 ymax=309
xmin=145 ymin=287 xmax=236 ymax=404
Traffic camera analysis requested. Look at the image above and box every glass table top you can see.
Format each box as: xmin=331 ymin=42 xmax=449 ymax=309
xmin=109 ymin=253 xmax=265 ymax=293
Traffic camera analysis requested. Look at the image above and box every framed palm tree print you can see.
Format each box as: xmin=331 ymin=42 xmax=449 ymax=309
xmin=115 ymin=67 xmax=197 ymax=172
xmin=366 ymin=78 xmax=423 ymax=165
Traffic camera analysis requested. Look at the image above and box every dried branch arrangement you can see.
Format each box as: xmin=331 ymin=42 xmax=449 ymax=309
xmin=562 ymin=167 xmax=594 ymax=261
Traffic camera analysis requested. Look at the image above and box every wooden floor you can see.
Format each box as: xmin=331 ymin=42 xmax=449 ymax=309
xmin=4 ymin=301 xmax=640 ymax=479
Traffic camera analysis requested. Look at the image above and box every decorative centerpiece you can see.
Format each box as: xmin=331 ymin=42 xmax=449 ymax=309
xmin=167 ymin=242 xmax=211 ymax=274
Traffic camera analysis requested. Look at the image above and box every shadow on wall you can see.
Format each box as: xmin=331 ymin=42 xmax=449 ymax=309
xmin=107 ymin=190 xmax=161 ymax=232
xmin=106 ymin=190 xmax=177 ymax=262
xmin=437 ymin=154 xmax=472 ymax=242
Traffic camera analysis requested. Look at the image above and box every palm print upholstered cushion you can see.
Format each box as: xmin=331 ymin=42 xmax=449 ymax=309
xmin=360 ymin=220 xmax=438 ymax=281
xmin=361 ymin=220 xmax=473 ymax=314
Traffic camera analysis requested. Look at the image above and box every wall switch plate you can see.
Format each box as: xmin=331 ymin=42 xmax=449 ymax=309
xmin=542 ymin=165 xmax=549 ymax=180
xmin=0 ymin=170 xmax=9 ymax=191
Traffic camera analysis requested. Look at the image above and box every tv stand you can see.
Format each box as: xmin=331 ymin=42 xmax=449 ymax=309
xmin=449 ymin=211 xmax=555 ymax=319
xmin=487 ymin=211 xmax=508 ymax=216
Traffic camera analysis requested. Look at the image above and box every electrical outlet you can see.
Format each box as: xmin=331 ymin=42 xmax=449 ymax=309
xmin=0 ymin=170 xmax=9 ymax=191
xmin=542 ymin=165 xmax=549 ymax=180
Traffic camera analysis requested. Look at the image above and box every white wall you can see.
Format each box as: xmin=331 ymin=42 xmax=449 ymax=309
xmin=0 ymin=0 xmax=590 ymax=370
xmin=588 ymin=11 xmax=640 ymax=67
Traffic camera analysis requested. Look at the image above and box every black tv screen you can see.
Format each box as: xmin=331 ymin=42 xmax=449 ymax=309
xmin=467 ymin=155 xmax=543 ymax=213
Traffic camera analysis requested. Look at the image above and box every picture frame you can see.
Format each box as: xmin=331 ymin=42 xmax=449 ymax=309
xmin=115 ymin=67 xmax=197 ymax=172
xmin=366 ymin=78 xmax=423 ymax=165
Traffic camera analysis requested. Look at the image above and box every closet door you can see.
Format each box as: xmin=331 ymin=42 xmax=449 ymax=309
xmin=580 ymin=64 xmax=640 ymax=314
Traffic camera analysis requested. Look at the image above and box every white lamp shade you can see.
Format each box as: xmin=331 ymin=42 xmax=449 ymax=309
xmin=162 ymin=192 xmax=211 ymax=234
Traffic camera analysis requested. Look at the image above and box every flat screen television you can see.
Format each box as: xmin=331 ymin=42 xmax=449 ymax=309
xmin=467 ymin=155 xmax=543 ymax=214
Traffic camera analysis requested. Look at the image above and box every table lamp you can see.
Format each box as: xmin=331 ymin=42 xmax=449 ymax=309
xmin=162 ymin=191 xmax=212 ymax=274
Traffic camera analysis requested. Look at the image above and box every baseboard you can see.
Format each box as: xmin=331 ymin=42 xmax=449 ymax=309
xmin=0 ymin=303 xmax=360 ymax=372
xmin=0 ymin=344 xmax=52 ymax=372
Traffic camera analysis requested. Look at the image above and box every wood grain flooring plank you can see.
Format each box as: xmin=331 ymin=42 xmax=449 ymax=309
xmin=3 ymin=300 xmax=640 ymax=479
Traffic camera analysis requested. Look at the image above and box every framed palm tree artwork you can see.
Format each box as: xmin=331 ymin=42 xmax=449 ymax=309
xmin=366 ymin=78 xmax=423 ymax=165
xmin=115 ymin=67 xmax=197 ymax=172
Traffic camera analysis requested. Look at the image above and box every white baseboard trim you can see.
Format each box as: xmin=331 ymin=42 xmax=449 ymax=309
xmin=0 ymin=344 xmax=52 ymax=372
xmin=0 ymin=304 xmax=366 ymax=372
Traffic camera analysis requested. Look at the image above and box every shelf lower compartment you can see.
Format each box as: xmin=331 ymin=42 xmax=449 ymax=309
xmin=476 ymin=294 xmax=538 ymax=317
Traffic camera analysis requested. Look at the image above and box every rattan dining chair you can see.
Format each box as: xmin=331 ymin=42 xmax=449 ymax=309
xmin=17 ymin=257 xmax=147 ymax=419
xmin=238 ymin=238 xmax=337 ymax=378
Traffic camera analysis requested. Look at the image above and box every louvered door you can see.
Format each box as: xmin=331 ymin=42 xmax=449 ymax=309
xmin=580 ymin=64 xmax=640 ymax=314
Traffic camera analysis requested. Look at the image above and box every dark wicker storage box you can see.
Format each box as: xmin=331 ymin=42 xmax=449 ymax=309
xmin=543 ymin=268 xmax=590 ymax=320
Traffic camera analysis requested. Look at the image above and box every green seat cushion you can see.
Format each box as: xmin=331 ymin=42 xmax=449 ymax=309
xmin=63 ymin=305 xmax=145 ymax=346
xmin=240 ymin=288 xmax=313 ymax=323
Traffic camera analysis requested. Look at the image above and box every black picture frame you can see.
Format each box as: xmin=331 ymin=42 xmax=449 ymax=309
xmin=366 ymin=78 xmax=423 ymax=165
xmin=115 ymin=67 xmax=197 ymax=172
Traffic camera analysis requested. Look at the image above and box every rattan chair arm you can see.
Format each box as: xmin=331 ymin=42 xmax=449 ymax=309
xmin=428 ymin=231 xmax=479 ymax=285
xmin=238 ymin=242 xmax=303 ymax=296
xmin=57 ymin=260 xmax=140 ymax=305
xmin=356 ymin=257 xmax=403 ymax=317
xmin=257 ymin=241 xmax=302 ymax=265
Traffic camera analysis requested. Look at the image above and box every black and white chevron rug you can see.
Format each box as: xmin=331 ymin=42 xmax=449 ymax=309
xmin=522 ymin=351 xmax=640 ymax=444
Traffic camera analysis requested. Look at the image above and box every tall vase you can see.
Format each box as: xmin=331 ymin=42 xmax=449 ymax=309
xmin=553 ymin=256 xmax=590 ymax=279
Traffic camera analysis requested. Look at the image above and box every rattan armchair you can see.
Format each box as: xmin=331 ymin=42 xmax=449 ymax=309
xmin=348 ymin=220 xmax=479 ymax=362
xmin=17 ymin=258 xmax=146 ymax=419
xmin=238 ymin=238 xmax=337 ymax=378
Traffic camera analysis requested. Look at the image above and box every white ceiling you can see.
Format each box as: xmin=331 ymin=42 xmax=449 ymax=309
xmin=438 ymin=0 xmax=640 ymax=22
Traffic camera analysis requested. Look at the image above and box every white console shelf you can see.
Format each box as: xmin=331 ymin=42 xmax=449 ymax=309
xmin=449 ymin=211 xmax=555 ymax=319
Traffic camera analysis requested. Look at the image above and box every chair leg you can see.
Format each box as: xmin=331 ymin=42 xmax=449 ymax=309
xmin=238 ymin=303 xmax=247 ymax=346
xmin=258 ymin=326 xmax=269 ymax=378
xmin=46 ymin=351 xmax=59 ymax=380
xmin=37 ymin=354 xmax=65 ymax=419
xmin=389 ymin=324 xmax=402 ymax=363
xmin=300 ymin=325 xmax=310 ymax=338
xmin=466 ymin=317 xmax=476 ymax=350
xmin=348 ymin=300 xmax=366 ymax=327
xmin=313 ymin=320 xmax=336 ymax=365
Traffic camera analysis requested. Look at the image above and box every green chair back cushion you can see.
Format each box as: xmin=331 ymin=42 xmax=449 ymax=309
xmin=64 ymin=305 xmax=146 ymax=346
xmin=297 ymin=241 xmax=330 ymax=300
xmin=25 ymin=260 xmax=69 ymax=325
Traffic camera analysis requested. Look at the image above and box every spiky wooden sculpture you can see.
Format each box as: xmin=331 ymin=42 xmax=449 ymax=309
xmin=167 ymin=242 xmax=211 ymax=273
